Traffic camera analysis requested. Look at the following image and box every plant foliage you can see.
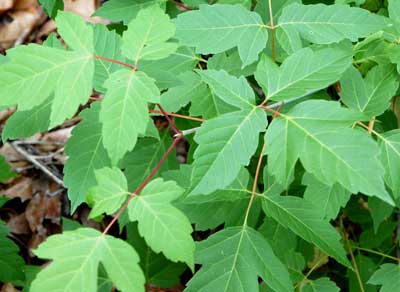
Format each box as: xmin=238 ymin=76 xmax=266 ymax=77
xmin=0 ymin=0 xmax=399 ymax=291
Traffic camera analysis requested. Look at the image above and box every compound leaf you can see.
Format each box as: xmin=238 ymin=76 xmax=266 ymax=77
xmin=177 ymin=167 xmax=251 ymax=230
xmin=261 ymin=194 xmax=351 ymax=267
xmin=255 ymin=44 xmax=352 ymax=102
xmin=30 ymin=228 xmax=145 ymax=292
xmin=0 ymin=12 xmax=94 ymax=128
xmin=88 ymin=167 xmax=130 ymax=219
xmin=185 ymin=226 xmax=293 ymax=292
xmin=265 ymin=100 xmax=393 ymax=205
xmin=0 ymin=221 xmax=24 ymax=283
xmin=278 ymin=3 xmax=386 ymax=44
xmin=378 ymin=129 xmax=400 ymax=200
xmin=191 ymin=108 xmax=266 ymax=195
xmin=388 ymin=0 xmax=400 ymax=23
xmin=339 ymin=65 xmax=399 ymax=119
xmin=303 ymin=174 xmax=351 ymax=220
xmin=302 ymin=277 xmax=340 ymax=292
xmin=100 ymin=69 xmax=159 ymax=165
xmin=122 ymin=5 xmax=177 ymax=65
xmin=38 ymin=0 xmax=63 ymax=18
xmin=128 ymin=178 xmax=195 ymax=267
xmin=122 ymin=132 xmax=178 ymax=191
xmin=56 ymin=11 xmax=93 ymax=53
xmin=368 ymin=264 xmax=400 ymax=292
xmin=2 ymin=96 xmax=51 ymax=141
xmin=175 ymin=4 xmax=268 ymax=66
xmin=94 ymin=0 xmax=166 ymax=23
xmin=198 ymin=69 xmax=255 ymax=110
xmin=64 ymin=103 xmax=111 ymax=212
xmin=93 ymin=24 xmax=125 ymax=93
xmin=0 ymin=155 xmax=17 ymax=182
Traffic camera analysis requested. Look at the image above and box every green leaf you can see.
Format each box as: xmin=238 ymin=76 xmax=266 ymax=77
xmin=94 ymin=0 xmax=166 ymax=23
xmin=189 ymin=93 xmax=234 ymax=119
xmin=122 ymin=132 xmax=178 ymax=191
xmin=189 ymin=85 xmax=235 ymax=119
xmin=0 ymin=221 xmax=25 ymax=283
xmin=368 ymin=197 xmax=394 ymax=233
xmin=0 ymin=12 xmax=94 ymax=128
xmin=265 ymin=100 xmax=393 ymax=205
xmin=191 ymin=108 xmax=266 ymax=195
xmin=301 ymin=277 xmax=340 ymax=292
xmin=2 ymin=97 xmax=51 ymax=141
xmin=207 ymin=50 xmax=256 ymax=77
xmin=388 ymin=0 xmax=400 ymax=23
xmin=0 ymin=155 xmax=17 ymax=182
xmin=160 ymin=71 xmax=208 ymax=113
xmin=303 ymin=174 xmax=351 ymax=220
xmin=255 ymin=44 xmax=352 ymax=101
xmin=198 ymin=69 xmax=255 ymax=110
xmin=185 ymin=226 xmax=293 ymax=292
xmin=255 ymin=0 xmax=300 ymax=24
xmin=56 ymin=11 xmax=93 ymax=53
xmin=0 ymin=196 xmax=10 ymax=208
xmin=126 ymin=223 xmax=186 ymax=288
xmin=30 ymin=228 xmax=145 ymax=292
xmin=368 ymin=264 xmax=400 ymax=292
xmin=261 ymin=194 xmax=351 ymax=267
xmin=258 ymin=217 xmax=305 ymax=283
xmin=128 ymin=178 xmax=195 ymax=267
xmin=339 ymin=65 xmax=399 ymax=119
xmin=100 ymin=69 xmax=159 ymax=165
xmin=278 ymin=3 xmax=387 ymax=44
xmin=139 ymin=46 xmax=199 ymax=90
xmin=378 ymin=129 xmax=400 ymax=199
xmin=177 ymin=168 xmax=252 ymax=230
xmin=64 ymin=103 xmax=111 ymax=212
xmin=347 ymin=254 xmax=377 ymax=292
xmin=88 ymin=167 xmax=130 ymax=218
xmin=93 ymin=24 xmax=125 ymax=93
xmin=0 ymin=55 xmax=8 ymax=64
xmin=175 ymin=4 xmax=268 ymax=66
xmin=122 ymin=5 xmax=177 ymax=65
xmin=38 ymin=0 xmax=63 ymax=18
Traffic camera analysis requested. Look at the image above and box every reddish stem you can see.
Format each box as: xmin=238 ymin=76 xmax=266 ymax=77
xmin=335 ymin=81 xmax=342 ymax=93
xmin=156 ymin=104 xmax=182 ymax=135
xmin=171 ymin=0 xmax=192 ymax=10
xmin=94 ymin=55 xmax=138 ymax=71
xmin=102 ymin=136 xmax=182 ymax=235
xmin=149 ymin=109 xmax=205 ymax=122
xmin=259 ymin=105 xmax=283 ymax=116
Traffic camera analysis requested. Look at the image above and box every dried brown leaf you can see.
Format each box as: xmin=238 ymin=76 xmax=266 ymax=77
xmin=7 ymin=213 xmax=30 ymax=234
xmin=0 ymin=177 xmax=33 ymax=202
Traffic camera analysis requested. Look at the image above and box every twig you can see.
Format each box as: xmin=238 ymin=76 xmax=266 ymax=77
xmin=170 ymin=0 xmax=192 ymax=10
xmin=243 ymin=143 xmax=265 ymax=226
xmin=102 ymin=136 xmax=182 ymax=235
xmin=368 ymin=118 xmax=375 ymax=134
xmin=149 ymin=109 xmax=205 ymax=122
xmin=259 ymin=105 xmax=282 ymax=116
xmin=174 ymin=127 xmax=201 ymax=138
xmin=295 ymin=255 xmax=329 ymax=289
xmin=11 ymin=141 xmax=65 ymax=187
xmin=344 ymin=233 xmax=365 ymax=292
xmin=94 ymin=55 xmax=137 ymax=71
xmin=351 ymin=246 xmax=400 ymax=262
xmin=156 ymin=104 xmax=182 ymax=135
xmin=261 ymin=89 xmax=320 ymax=108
